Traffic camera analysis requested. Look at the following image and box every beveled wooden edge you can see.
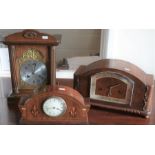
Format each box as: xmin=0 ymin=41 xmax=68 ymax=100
xmin=19 ymin=120 xmax=89 ymax=125
xmin=18 ymin=85 xmax=88 ymax=107
xmin=4 ymin=29 xmax=59 ymax=46
xmin=90 ymin=100 xmax=151 ymax=118
xmin=74 ymin=59 xmax=152 ymax=85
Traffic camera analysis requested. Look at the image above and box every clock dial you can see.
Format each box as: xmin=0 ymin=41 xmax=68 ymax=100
xmin=43 ymin=97 xmax=67 ymax=117
xmin=95 ymin=77 xmax=127 ymax=99
xmin=90 ymin=71 xmax=134 ymax=104
xmin=20 ymin=60 xmax=47 ymax=85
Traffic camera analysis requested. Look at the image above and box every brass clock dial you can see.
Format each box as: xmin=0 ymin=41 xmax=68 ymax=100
xmin=20 ymin=60 xmax=47 ymax=85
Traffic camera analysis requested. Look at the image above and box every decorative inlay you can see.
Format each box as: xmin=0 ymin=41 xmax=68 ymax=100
xmin=23 ymin=31 xmax=38 ymax=39
xmin=69 ymin=107 xmax=77 ymax=118
xmin=31 ymin=105 xmax=39 ymax=117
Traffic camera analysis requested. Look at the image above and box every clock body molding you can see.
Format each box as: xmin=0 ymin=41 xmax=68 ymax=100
xmin=74 ymin=59 xmax=154 ymax=117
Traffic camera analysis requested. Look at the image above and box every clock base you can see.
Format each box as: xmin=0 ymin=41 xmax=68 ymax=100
xmin=7 ymin=92 xmax=31 ymax=118
xmin=90 ymin=99 xmax=152 ymax=118
xmin=19 ymin=119 xmax=89 ymax=125
xmin=7 ymin=87 xmax=43 ymax=105
xmin=7 ymin=93 xmax=22 ymax=115
xmin=7 ymin=92 xmax=30 ymax=105
xmin=7 ymin=94 xmax=20 ymax=105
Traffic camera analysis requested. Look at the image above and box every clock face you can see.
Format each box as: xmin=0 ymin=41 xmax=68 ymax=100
xmin=90 ymin=71 xmax=134 ymax=104
xmin=95 ymin=77 xmax=127 ymax=99
xmin=43 ymin=97 xmax=67 ymax=117
xmin=20 ymin=60 xmax=47 ymax=85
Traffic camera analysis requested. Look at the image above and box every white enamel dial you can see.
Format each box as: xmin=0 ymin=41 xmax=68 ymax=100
xmin=43 ymin=97 xmax=67 ymax=117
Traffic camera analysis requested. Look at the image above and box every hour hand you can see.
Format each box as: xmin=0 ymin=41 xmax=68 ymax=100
xmin=56 ymin=107 xmax=62 ymax=111
xmin=52 ymin=107 xmax=62 ymax=111
xmin=32 ymin=63 xmax=36 ymax=74
xmin=27 ymin=75 xmax=30 ymax=78
xmin=107 ymin=83 xmax=121 ymax=96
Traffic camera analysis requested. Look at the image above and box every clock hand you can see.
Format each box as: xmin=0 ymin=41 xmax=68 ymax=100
xmin=32 ymin=63 xmax=36 ymax=74
xmin=56 ymin=108 xmax=62 ymax=111
xmin=51 ymin=106 xmax=62 ymax=111
xmin=107 ymin=83 xmax=121 ymax=96
xmin=27 ymin=75 xmax=30 ymax=78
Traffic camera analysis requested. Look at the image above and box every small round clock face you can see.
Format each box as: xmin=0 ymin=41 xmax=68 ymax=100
xmin=43 ymin=97 xmax=67 ymax=117
xmin=20 ymin=60 xmax=47 ymax=85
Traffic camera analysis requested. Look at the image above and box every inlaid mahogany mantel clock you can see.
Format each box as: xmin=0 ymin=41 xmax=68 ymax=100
xmin=18 ymin=85 xmax=90 ymax=124
xmin=4 ymin=30 xmax=59 ymax=104
xmin=74 ymin=59 xmax=154 ymax=117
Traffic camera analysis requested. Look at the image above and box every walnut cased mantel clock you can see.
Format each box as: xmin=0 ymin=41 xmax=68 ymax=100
xmin=18 ymin=85 xmax=90 ymax=124
xmin=4 ymin=30 xmax=59 ymax=104
xmin=74 ymin=59 xmax=154 ymax=117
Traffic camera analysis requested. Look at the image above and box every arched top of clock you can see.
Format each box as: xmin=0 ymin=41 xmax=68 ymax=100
xmin=4 ymin=29 xmax=59 ymax=46
xmin=46 ymin=85 xmax=85 ymax=105
xmin=19 ymin=85 xmax=86 ymax=107
xmin=75 ymin=59 xmax=148 ymax=85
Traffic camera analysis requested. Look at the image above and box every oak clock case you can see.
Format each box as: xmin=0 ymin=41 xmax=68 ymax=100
xmin=4 ymin=30 xmax=59 ymax=105
xmin=19 ymin=85 xmax=90 ymax=124
xmin=74 ymin=59 xmax=154 ymax=118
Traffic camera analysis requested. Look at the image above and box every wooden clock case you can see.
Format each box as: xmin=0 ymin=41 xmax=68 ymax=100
xmin=4 ymin=30 xmax=59 ymax=105
xmin=19 ymin=85 xmax=90 ymax=124
xmin=74 ymin=59 xmax=154 ymax=117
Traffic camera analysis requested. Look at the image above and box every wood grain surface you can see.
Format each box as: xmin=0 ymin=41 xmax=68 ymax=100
xmin=0 ymin=79 xmax=155 ymax=125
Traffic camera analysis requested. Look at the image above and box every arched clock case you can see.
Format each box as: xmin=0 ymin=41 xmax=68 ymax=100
xmin=74 ymin=59 xmax=154 ymax=117
xmin=18 ymin=85 xmax=90 ymax=124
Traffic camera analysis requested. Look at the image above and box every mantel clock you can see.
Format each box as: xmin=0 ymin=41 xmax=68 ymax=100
xmin=74 ymin=59 xmax=154 ymax=118
xmin=19 ymin=85 xmax=90 ymax=124
xmin=4 ymin=30 xmax=59 ymax=104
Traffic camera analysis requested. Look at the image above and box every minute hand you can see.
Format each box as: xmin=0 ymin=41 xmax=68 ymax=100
xmin=32 ymin=63 xmax=36 ymax=74
xmin=107 ymin=84 xmax=121 ymax=96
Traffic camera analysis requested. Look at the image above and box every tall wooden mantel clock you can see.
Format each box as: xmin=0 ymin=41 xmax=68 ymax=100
xmin=4 ymin=30 xmax=59 ymax=104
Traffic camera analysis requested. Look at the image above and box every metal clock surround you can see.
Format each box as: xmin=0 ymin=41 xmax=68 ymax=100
xmin=43 ymin=96 xmax=67 ymax=117
xmin=90 ymin=71 xmax=134 ymax=105
xmin=20 ymin=60 xmax=47 ymax=85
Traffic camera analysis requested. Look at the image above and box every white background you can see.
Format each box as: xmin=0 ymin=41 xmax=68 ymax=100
xmin=0 ymin=0 xmax=155 ymax=155
xmin=106 ymin=29 xmax=155 ymax=76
